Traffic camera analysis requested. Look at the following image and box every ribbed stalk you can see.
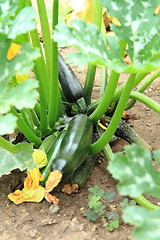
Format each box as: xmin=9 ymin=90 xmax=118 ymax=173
xmin=90 ymin=74 xmax=136 ymax=154
xmin=36 ymin=0 xmax=52 ymax=76
xmin=0 ymin=136 xmax=15 ymax=152
xmin=48 ymin=0 xmax=59 ymax=129
xmin=11 ymin=108 xmax=42 ymax=148
xmin=83 ymin=0 xmax=103 ymax=105
xmin=89 ymin=71 xmax=120 ymax=123
xmin=126 ymin=69 xmax=160 ymax=109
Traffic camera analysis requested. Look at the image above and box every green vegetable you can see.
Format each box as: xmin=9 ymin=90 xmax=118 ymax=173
xmin=114 ymin=119 xmax=151 ymax=150
xmin=58 ymin=52 xmax=84 ymax=103
xmin=40 ymin=130 xmax=66 ymax=186
xmin=52 ymin=114 xmax=93 ymax=180
xmin=39 ymin=134 xmax=56 ymax=154
xmin=70 ymin=154 xmax=98 ymax=187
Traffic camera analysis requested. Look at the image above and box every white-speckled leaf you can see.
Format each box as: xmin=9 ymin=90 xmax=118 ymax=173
xmin=123 ymin=206 xmax=160 ymax=240
xmin=0 ymin=114 xmax=17 ymax=135
xmin=108 ymin=144 xmax=160 ymax=198
xmin=0 ymin=0 xmax=18 ymax=34
xmin=0 ymin=42 xmax=40 ymax=82
xmin=53 ymin=19 xmax=126 ymax=73
xmin=0 ymin=79 xmax=38 ymax=114
xmin=100 ymin=0 xmax=160 ymax=70
xmin=0 ymin=142 xmax=35 ymax=176
xmin=8 ymin=6 xmax=36 ymax=39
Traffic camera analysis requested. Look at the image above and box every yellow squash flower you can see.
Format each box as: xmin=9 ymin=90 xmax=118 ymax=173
xmin=32 ymin=149 xmax=47 ymax=168
xmin=8 ymin=150 xmax=62 ymax=205
xmin=8 ymin=186 xmax=45 ymax=205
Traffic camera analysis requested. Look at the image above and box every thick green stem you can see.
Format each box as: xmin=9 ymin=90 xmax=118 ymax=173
xmin=112 ymin=72 xmax=147 ymax=103
xmin=134 ymin=195 xmax=159 ymax=210
xmin=20 ymin=109 xmax=33 ymax=130
xmin=84 ymin=65 xmax=96 ymax=105
xmin=48 ymin=0 xmax=59 ymax=129
xmin=36 ymin=0 xmax=52 ymax=76
xmin=100 ymin=66 xmax=108 ymax=98
xmin=83 ymin=0 xmax=103 ymax=105
xmin=129 ymin=91 xmax=160 ymax=114
xmin=0 ymin=136 xmax=15 ymax=152
xmin=30 ymin=29 xmax=49 ymax=135
xmin=90 ymin=74 xmax=136 ymax=154
xmin=87 ymin=71 xmax=148 ymax=113
xmin=89 ymin=71 xmax=120 ymax=123
xmin=30 ymin=109 xmax=40 ymax=127
xmin=126 ymin=69 xmax=160 ymax=110
xmin=97 ymin=126 xmax=113 ymax=162
xmin=30 ymin=29 xmax=50 ymax=103
xmin=11 ymin=108 xmax=42 ymax=148
xmin=93 ymin=0 xmax=103 ymax=30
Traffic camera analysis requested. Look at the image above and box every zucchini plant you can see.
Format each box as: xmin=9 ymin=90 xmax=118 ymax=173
xmin=0 ymin=0 xmax=160 ymax=238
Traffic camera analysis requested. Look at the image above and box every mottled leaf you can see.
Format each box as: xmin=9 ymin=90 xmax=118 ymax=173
xmin=8 ymin=7 xmax=36 ymax=39
xmin=123 ymin=206 xmax=160 ymax=240
xmin=0 ymin=42 xmax=40 ymax=82
xmin=0 ymin=142 xmax=35 ymax=176
xmin=0 ymin=114 xmax=17 ymax=135
xmin=0 ymin=0 xmax=18 ymax=33
xmin=108 ymin=144 xmax=160 ymax=198
xmin=100 ymin=0 xmax=160 ymax=71
xmin=0 ymin=79 xmax=38 ymax=114
xmin=53 ymin=19 xmax=126 ymax=73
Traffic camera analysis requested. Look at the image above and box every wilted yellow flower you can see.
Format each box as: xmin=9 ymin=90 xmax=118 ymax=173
xmin=8 ymin=147 xmax=62 ymax=205
xmin=44 ymin=170 xmax=62 ymax=205
xmin=45 ymin=170 xmax=62 ymax=193
xmin=24 ymin=166 xmax=43 ymax=190
xmin=8 ymin=186 xmax=45 ymax=205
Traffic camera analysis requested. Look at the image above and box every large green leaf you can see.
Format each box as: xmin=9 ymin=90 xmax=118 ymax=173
xmin=53 ymin=19 xmax=126 ymax=73
xmin=100 ymin=0 xmax=160 ymax=71
xmin=0 ymin=0 xmax=18 ymax=33
xmin=0 ymin=79 xmax=38 ymax=114
xmin=53 ymin=1 xmax=160 ymax=73
xmin=8 ymin=6 xmax=36 ymax=39
xmin=0 ymin=114 xmax=17 ymax=135
xmin=0 ymin=142 xmax=35 ymax=176
xmin=108 ymin=144 xmax=160 ymax=198
xmin=0 ymin=42 xmax=40 ymax=82
xmin=123 ymin=206 xmax=160 ymax=240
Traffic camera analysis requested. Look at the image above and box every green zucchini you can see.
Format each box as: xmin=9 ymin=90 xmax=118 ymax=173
xmin=39 ymin=134 xmax=56 ymax=154
xmin=114 ymin=119 xmax=151 ymax=150
xmin=40 ymin=130 xmax=66 ymax=187
xmin=70 ymin=154 xmax=98 ymax=188
xmin=58 ymin=52 xmax=84 ymax=103
xmin=52 ymin=114 xmax=93 ymax=180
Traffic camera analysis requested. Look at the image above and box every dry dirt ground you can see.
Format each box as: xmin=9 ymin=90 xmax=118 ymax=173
xmin=0 ymin=46 xmax=160 ymax=240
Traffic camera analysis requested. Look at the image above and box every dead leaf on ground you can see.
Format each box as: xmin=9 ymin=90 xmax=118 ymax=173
xmin=61 ymin=184 xmax=79 ymax=195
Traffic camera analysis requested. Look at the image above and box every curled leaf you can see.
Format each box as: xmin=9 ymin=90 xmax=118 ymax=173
xmin=45 ymin=170 xmax=62 ymax=193
xmin=61 ymin=184 xmax=79 ymax=195
xmin=45 ymin=192 xmax=59 ymax=205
